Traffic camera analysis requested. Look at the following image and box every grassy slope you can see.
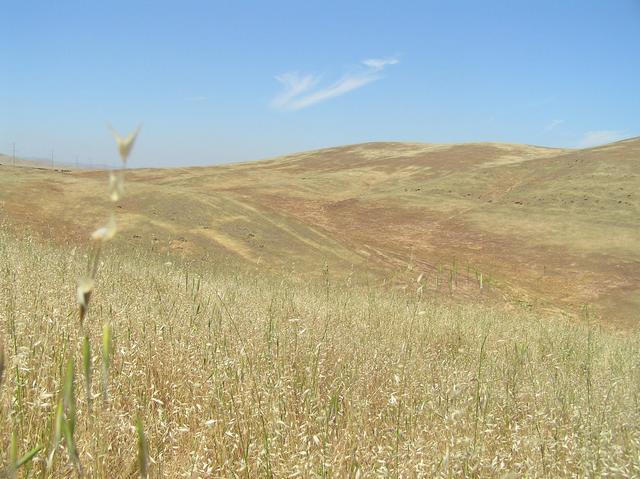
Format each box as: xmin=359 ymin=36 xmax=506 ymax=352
xmin=1 ymin=139 xmax=640 ymax=476
xmin=1 ymin=139 xmax=639 ymax=324
xmin=1 ymin=231 xmax=639 ymax=476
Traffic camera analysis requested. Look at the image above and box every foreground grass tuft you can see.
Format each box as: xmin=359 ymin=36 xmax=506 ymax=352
xmin=1 ymin=229 xmax=639 ymax=477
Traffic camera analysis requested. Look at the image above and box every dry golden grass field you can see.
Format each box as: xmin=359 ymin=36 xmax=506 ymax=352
xmin=0 ymin=137 xmax=639 ymax=476
xmin=2 ymin=138 xmax=639 ymax=324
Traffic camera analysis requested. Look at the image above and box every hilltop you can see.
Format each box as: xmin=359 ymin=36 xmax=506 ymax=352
xmin=1 ymin=138 xmax=638 ymax=325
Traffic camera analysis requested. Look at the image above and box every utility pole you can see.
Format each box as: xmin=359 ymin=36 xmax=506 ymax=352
xmin=51 ymin=150 xmax=54 ymax=169
xmin=12 ymin=142 xmax=15 ymax=166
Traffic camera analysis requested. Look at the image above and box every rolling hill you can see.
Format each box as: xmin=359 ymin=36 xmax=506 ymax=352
xmin=1 ymin=138 xmax=638 ymax=325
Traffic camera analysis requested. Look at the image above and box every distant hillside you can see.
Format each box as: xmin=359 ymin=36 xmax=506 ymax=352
xmin=0 ymin=153 xmax=110 ymax=170
xmin=1 ymin=138 xmax=638 ymax=325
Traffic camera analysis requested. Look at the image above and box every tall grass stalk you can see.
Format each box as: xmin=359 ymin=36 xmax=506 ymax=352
xmin=0 ymin=341 xmax=4 ymax=389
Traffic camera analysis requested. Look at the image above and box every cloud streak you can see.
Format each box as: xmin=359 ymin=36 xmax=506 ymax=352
xmin=271 ymin=73 xmax=318 ymax=109
xmin=544 ymin=119 xmax=564 ymax=131
xmin=272 ymin=57 xmax=399 ymax=111
xmin=361 ymin=57 xmax=399 ymax=71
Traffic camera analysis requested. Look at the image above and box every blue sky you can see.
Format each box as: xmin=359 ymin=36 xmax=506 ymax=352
xmin=1 ymin=0 xmax=639 ymax=167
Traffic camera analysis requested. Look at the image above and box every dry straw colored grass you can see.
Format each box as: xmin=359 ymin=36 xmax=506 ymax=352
xmin=1 ymin=129 xmax=639 ymax=477
xmin=1 ymin=229 xmax=640 ymax=477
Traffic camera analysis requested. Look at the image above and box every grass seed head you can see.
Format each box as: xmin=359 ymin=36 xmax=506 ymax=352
xmin=77 ymin=277 xmax=95 ymax=324
xmin=110 ymin=124 xmax=141 ymax=164
xmin=108 ymin=171 xmax=125 ymax=202
xmin=91 ymin=215 xmax=117 ymax=242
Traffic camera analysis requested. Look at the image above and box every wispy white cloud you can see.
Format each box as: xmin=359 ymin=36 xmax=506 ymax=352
xmin=284 ymin=73 xmax=380 ymax=110
xmin=544 ymin=119 xmax=564 ymax=131
xmin=361 ymin=57 xmax=399 ymax=71
xmin=272 ymin=57 xmax=399 ymax=111
xmin=271 ymin=73 xmax=319 ymax=109
xmin=577 ymin=130 xmax=628 ymax=148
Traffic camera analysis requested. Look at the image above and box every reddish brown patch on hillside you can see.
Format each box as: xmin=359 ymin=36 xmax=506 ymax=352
xmin=2 ymin=140 xmax=638 ymax=327
xmin=272 ymin=143 xmax=540 ymax=175
xmin=251 ymin=191 xmax=638 ymax=327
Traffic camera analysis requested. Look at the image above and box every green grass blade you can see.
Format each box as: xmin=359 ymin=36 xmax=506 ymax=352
xmin=136 ymin=415 xmax=149 ymax=478
xmin=47 ymin=398 xmax=64 ymax=469
xmin=16 ymin=444 xmax=43 ymax=468
xmin=0 ymin=341 xmax=5 ymax=388
xmin=102 ymin=323 xmax=113 ymax=400
xmin=82 ymin=335 xmax=92 ymax=412
xmin=9 ymin=430 xmax=18 ymax=467
xmin=63 ymin=417 xmax=82 ymax=474
xmin=63 ymin=358 xmax=76 ymax=435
